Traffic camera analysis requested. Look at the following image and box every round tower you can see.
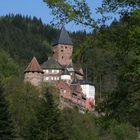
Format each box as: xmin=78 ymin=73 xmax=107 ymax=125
xmin=24 ymin=57 xmax=44 ymax=87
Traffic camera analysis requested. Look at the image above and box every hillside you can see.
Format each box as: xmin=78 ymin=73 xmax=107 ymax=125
xmin=0 ymin=14 xmax=57 ymax=65
xmin=0 ymin=14 xmax=139 ymax=139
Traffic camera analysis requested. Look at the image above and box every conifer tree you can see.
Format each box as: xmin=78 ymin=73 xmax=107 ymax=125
xmin=27 ymin=89 xmax=67 ymax=140
xmin=0 ymin=84 xmax=16 ymax=140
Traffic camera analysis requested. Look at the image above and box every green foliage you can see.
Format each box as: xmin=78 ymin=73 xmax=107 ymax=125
xmin=0 ymin=14 xmax=58 ymax=64
xmin=98 ymin=10 xmax=140 ymax=127
xmin=43 ymin=0 xmax=140 ymax=28
xmin=62 ymin=109 xmax=139 ymax=140
xmin=63 ymin=109 xmax=100 ymax=140
xmin=43 ymin=0 xmax=96 ymax=28
xmin=0 ymin=49 xmax=19 ymax=85
xmin=41 ymin=83 xmax=60 ymax=106
xmin=102 ymin=0 xmax=140 ymax=13
xmin=73 ymin=36 xmax=117 ymax=96
xmin=0 ymin=5 xmax=139 ymax=139
xmin=0 ymin=84 xmax=17 ymax=140
xmin=71 ymin=9 xmax=140 ymax=128
xmin=5 ymin=80 xmax=40 ymax=139
xmin=110 ymin=123 xmax=137 ymax=140
xmin=27 ymin=88 xmax=67 ymax=140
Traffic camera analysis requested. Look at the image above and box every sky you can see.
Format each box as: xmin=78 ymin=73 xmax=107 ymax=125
xmin=0 ymin=0 xmax=116 ymax=32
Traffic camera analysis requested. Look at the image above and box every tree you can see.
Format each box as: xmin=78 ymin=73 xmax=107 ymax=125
xmin=98 ymin=10 xmax=140 ymax=127
xmin=43 ymin=0 xmax=96 ymax=28
xmin=110 ymin=123 xmax=137 ymax=140
xmin=0 ymin=84 xmax=17 ymax=140
xmin=62 ymin=109 xmax=100 ymax=140
xmin=0 ymin=49 xmax=19 ymax=85
xmin=0 ymin=15 xmax=55 ymax=64
xmin=43 ymin=0 xmax=140 ymax=28
xmin=101 ymin=0 xmax=140 ymax=13
xmin=27 ymin=88 xmax=67 ymax=140
xmin=5 ymin=81 xmax=40 ymax=139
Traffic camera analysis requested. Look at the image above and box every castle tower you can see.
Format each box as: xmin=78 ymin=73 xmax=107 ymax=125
xmin=52 ymin=27 xmax=73 ymax=66
xmin=24 ymin=57 xmax=44 ymax=86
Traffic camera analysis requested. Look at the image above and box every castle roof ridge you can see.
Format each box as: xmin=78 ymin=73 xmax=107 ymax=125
xmin=41 ymin=57 xmax=62 ymax=69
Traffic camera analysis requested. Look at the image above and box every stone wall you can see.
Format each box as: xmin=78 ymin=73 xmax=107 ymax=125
xmin=24 ymin=72 xmax=43 ymax=86
xmin=52 ymin=44 xmax=73 ymax=65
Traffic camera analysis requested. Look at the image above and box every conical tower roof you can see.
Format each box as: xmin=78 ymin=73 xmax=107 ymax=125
xmin=53 ymin=27 xmax=73 ymax=46
xmin=24 ymin=57 xmax=43 ymax=73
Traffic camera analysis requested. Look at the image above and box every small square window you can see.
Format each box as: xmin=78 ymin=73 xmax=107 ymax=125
xmin=45 ymin=77 xmax=49 ymax=80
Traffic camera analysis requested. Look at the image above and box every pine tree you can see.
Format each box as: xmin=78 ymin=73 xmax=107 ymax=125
xmin=0 ymin=84 xmax=16 ymax=140
xmin=27 ymin=89 xmax=67 ymax=140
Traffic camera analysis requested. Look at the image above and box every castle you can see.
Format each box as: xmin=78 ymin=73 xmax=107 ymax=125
xmin=24 ymin=27 xmax=95 ymax=111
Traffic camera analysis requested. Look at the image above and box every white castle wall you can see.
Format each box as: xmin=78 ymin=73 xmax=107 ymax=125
xmin=81 ymin=84 xmax=95 ymax=99
xmin=61 ymin=75 xmax=71 ymax=80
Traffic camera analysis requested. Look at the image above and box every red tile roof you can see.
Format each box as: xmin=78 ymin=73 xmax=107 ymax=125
xmin=24 ymin=57 xmax=43 ymax=73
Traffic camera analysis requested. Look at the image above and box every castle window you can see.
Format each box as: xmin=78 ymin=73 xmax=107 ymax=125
xmin=45 ymin=77 xmax=49 ymax=81
xmin=45 ymin=70 xmax=48 ymax=73
xmin=56 ymin=70 xmax=59 ymax=73
xmin=60 ymin=88 xmax=63 ymax=93
xmin=61 ymin=50 xmax=63 ymax=52
xmin=65 ymin=46 xmax=67 ymax=49
xmin=48 ymin=70 xmax=51 ymax=73
xmin=62 ymin=56 xmax=64 ymax=59
xmin=72 ymin=93 xmax=77 ymax=96
xmin=82 ymin=97 xmax=86 ymax=100
xmin=53 ymin=70 xmax=56 ymax=73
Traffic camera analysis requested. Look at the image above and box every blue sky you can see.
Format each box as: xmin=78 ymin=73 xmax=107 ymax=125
xmin=0 ymin=0 xmax=116 ymax=31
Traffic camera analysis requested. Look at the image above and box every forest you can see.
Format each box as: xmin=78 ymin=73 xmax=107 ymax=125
xmin=0 ymin=0 xmax=140 ymax=139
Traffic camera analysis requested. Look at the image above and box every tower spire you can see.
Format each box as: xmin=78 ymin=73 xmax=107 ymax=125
xmin=24 ymin=56 xmax=43 ymax=73
xmin=53 ymin=27 xmax=73 ymax=46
